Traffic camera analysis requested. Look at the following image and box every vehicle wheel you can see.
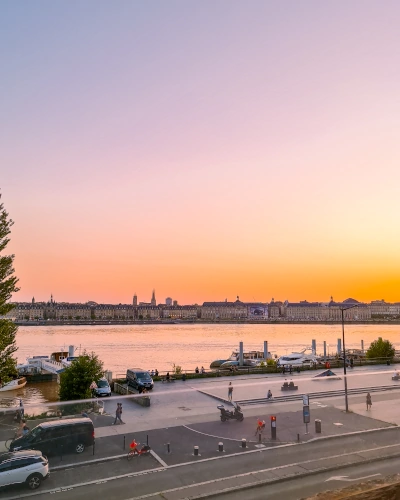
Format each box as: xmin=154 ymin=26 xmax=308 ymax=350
xmin=127 ymin=451 xmax=134 ymax=461
xmin=27 ymin=473 xmax=42 ymax=490
xmin=75 ymin=443 xmax=85 ymax=453
xmin=220 ymin=416 xmax=226 ymax=422
xmin=239 ymin=416 xmax=244 ymax=422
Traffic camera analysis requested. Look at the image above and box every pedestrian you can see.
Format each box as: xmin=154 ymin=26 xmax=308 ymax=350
xmin=195 ymin=366 xmax=199 ymax=374
xmin=282 ymin=365 xmax=285 ymax=375
xmin=19 ymin=399 xmax=24 ymax=418
xmin=90 ymin=381 xmax=98 ymax=398
xmin=289 ymin=365 xmax=292 ymax=375
xmin=228 ymin=381 xmax=233 ymax=401
xmin=113 ymin=403 xmax=124 ymax=425
xmin=155 ymin=369 xmax=159 ymax=377
xmin=366 ymin=392 xmax=372 ymax=411
xmin=267 ymin=389 xmax=272 ymax=400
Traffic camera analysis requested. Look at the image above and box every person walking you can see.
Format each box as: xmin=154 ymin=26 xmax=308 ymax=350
xmin=113 ymin=403 xmax=124 ymax=425
xmin=19 ymin=399 xmax=24 ymax=418
xmin=366 ymin=392 xmax=372 ymax=411
xmin=267 ymin=389 xmax=272 ymax=400
xmin=228 ymin=382 xmax=233 ymax=402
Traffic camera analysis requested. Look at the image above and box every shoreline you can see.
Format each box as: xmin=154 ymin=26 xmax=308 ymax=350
xmin=15 ymin=319 xmax=400 ymax=326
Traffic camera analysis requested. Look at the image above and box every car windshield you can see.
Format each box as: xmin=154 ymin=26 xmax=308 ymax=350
xmin=137 ymin=372 xmax=150 ymax=379
xmin=26 ymin=427 xmax=42 ymax=440
xmin=97 ymin=380 xmax=109 ymax=388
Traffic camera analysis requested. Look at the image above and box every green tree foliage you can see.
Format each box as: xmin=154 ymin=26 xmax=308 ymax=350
xmin=59 ymin=351 xmax=104 ymax=401
xmin=0 ymin=194 xmax=19 ymax=384
xmin=366 ymin=337 xmax=395 ymax=359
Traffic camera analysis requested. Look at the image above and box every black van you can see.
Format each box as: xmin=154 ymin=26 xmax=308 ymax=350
xmin=126 ymin=368 xmax=154 ymax=390
xmin=9 ymin=418 xmax=94 ymax=455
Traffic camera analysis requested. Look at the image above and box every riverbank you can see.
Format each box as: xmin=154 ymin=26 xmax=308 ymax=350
xmin=14 ymin=319 xmax=400 ymax=326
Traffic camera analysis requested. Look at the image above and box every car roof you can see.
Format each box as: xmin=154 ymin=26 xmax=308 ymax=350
xmin=39 ymin=417 xmax=93 ymax=429
xmin=128 ymin=368 xmax=148 ymax=371
xmin=0 ymin=450 xmax=42 ymax=462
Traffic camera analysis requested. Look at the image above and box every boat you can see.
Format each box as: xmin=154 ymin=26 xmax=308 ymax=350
xmin=277 ymin=348 xmax=320 ymax=367
xmin=0 ymin=377 xmax=27 ymax=392
xmin=211 ymin=350 xmax=272 ymax=369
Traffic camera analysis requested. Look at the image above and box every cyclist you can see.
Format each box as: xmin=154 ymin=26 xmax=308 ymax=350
xmin=129 ymin=439 xmax=139 ymax=454
xmin=255 ymin=418 xmax=265 ymax=435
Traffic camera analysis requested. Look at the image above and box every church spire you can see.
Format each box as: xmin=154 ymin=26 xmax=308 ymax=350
xmin=151 ymin=289 xmax=156 ymax=306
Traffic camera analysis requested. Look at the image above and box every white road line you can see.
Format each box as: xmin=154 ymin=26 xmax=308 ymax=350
xmin=5 ymin=468 xmax=166 ymax=500
xmin=150 ymin=450 xmax=168 ymax=467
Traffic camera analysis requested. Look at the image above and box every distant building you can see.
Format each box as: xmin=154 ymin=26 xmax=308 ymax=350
xmin=151 ymin=290 xmax=156 ymax=306
xmin=133 ymin=294 xmax=138 ymax=307
xmin=166 ymin=297 xmax=173 ymax=306
xmin=201 ymin=299 xmax=247 ymax=320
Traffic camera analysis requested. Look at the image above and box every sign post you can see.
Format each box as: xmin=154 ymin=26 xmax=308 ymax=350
xmin=303 ymin=394 xmax=310 ymax=434
xmin=270 ymin=415 xmax=276 ymax=440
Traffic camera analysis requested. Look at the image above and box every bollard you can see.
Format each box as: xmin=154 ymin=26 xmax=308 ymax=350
xmin=147 ymin=434 xmax=149 ymax=446
xmin=166 ymin=442 xmax=171 ymax=454
xmin=123 ymin=435 xmax=126 ymax=450
xmin=93 ymin=440 xmax=95 ymax=456
xmin=297 ymin=433 xmax=300 ymax=443
xmin=193 ymin=446 xmax=199 ymax=456
xmin=241 ymin=438 xmax=247 ymax=449
xmin=258 ymin=432 xmax=262 ymax=443
xmin=218 ymin=442 xmax=224 ymax=452
xmin=60 ymin=445 xmax=63 ymax=462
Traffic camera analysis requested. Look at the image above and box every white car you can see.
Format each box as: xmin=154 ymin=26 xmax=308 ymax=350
xmin=0 ymin=450 xmax=49 ymax=490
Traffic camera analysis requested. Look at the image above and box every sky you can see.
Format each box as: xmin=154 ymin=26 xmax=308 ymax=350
xmin=1 ymin=0 xmax=400 ymax=305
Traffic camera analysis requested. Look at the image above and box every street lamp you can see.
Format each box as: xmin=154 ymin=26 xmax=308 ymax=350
xmin=340 ymin=304 xmax=359 ymax=412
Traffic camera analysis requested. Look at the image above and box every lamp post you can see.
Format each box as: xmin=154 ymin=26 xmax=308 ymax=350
xmin=340 ymin=304 xmax=359 ymax=412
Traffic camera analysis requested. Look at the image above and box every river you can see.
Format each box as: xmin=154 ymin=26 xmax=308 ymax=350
xmin=3 ymin=323 xmax=399 ymax=409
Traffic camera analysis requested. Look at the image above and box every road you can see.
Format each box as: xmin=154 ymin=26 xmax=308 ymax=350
xmin=4 ymin=427 xmax=400 ymax=500
xmin=212 ymin=455 xmax=400 ymax=500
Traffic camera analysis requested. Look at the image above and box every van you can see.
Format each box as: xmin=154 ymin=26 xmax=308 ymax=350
xmin=126 ymin=368 xmax=154 ymax=390
xmin=9 ymin=418 xmax=94 ymax=455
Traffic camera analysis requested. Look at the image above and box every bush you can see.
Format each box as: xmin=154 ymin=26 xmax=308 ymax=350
xmin=59 ymin=351 xmax=104 ymax=401
xmin=171 ymin=363 xmax=182 ymax=375
xmin=366 ymin=337 xmax=395 ymax=359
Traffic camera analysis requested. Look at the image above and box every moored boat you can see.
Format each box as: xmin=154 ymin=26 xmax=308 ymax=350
xmin=0 ymin=377 xmax=27 ymax=392
xmin=211 ymin=349 xmax=272 ymax=369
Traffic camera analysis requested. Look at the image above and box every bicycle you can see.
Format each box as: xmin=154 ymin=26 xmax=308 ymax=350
xmin=127 ymin=443 xmax=151 ymax=460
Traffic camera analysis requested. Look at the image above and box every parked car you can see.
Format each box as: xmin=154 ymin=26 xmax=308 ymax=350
xmin=9 ymin=417 xmax=94 ymax=456
xmin=0 ymin=450 xmax=49 ymax=490
xmin=126 ymin=368 xmax=154 ymax=390
xmin=94 ymin=378 xmax=111 ymax=397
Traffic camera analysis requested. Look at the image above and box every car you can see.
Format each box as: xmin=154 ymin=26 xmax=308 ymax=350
xmin=0 ymin=450 xmax=49 ymax=490
xmin=9 ymin=417 xmax=95 ymax=456
xmin=95 ymin=378 xmax=111 ymax=397
xmin=126 ymin=368 xmax=154 ymax=390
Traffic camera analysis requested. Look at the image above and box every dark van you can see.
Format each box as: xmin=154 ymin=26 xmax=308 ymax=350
xmin=126 ymin=368 xmax=154 ymax=390
xmin=10 ymin=418 xmax=94 ymax=455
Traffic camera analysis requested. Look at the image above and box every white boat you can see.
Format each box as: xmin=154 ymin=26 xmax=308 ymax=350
xmin=211 ymin=350 xmax=272 ymax=368
xmin=0 ymin=377 xmax=27 ymax=392
xmin=277 ymin=348 xmax=320 ymax=367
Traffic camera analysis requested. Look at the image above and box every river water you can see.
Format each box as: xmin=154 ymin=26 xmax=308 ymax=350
xmin=4 ymin=323 xmax=399 ymax=408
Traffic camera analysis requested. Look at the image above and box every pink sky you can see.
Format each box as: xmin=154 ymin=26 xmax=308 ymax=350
xmin=1 ymin=1 xmax=400 ymax=304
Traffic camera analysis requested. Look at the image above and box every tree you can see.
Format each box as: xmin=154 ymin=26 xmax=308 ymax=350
xmin=59 ymin=351 xmax=104 ymax=401
xmin=0 ymin=194 xmax=19 ymax=384
xmin=366 ymin=337 xmax=395 ymax=359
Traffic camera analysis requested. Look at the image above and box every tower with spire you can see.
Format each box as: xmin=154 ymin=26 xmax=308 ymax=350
xmin=151 ymin=290 xmax=156 ymax=306
xmin=133 ymin=293 xmax=138 ymax=307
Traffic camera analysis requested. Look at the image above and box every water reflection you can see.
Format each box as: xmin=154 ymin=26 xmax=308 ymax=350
xmin=0 ymin=382 xmax=59 ymax=413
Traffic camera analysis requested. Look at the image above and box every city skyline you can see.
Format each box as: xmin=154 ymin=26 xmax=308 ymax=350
xmin=2 ymin=1 xmax=400 ymax=304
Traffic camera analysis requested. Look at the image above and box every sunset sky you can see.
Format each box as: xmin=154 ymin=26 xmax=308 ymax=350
xmin=2 ymin=1 xmax=400 ymax=305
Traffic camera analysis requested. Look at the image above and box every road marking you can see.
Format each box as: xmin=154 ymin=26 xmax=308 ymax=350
xmin=150 ymin=450 xmax=168 ymax=467
xmin=183 ymin=424 xmax=267 ymax=443
xmin=325 ymin=473 xmax=381 ymax=482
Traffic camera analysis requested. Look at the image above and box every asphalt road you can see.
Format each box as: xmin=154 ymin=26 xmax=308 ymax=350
xmin=3 ymin=427 xmax=400 ymax=500
xmin=212 ymin=455 xmax=400 ymax=500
